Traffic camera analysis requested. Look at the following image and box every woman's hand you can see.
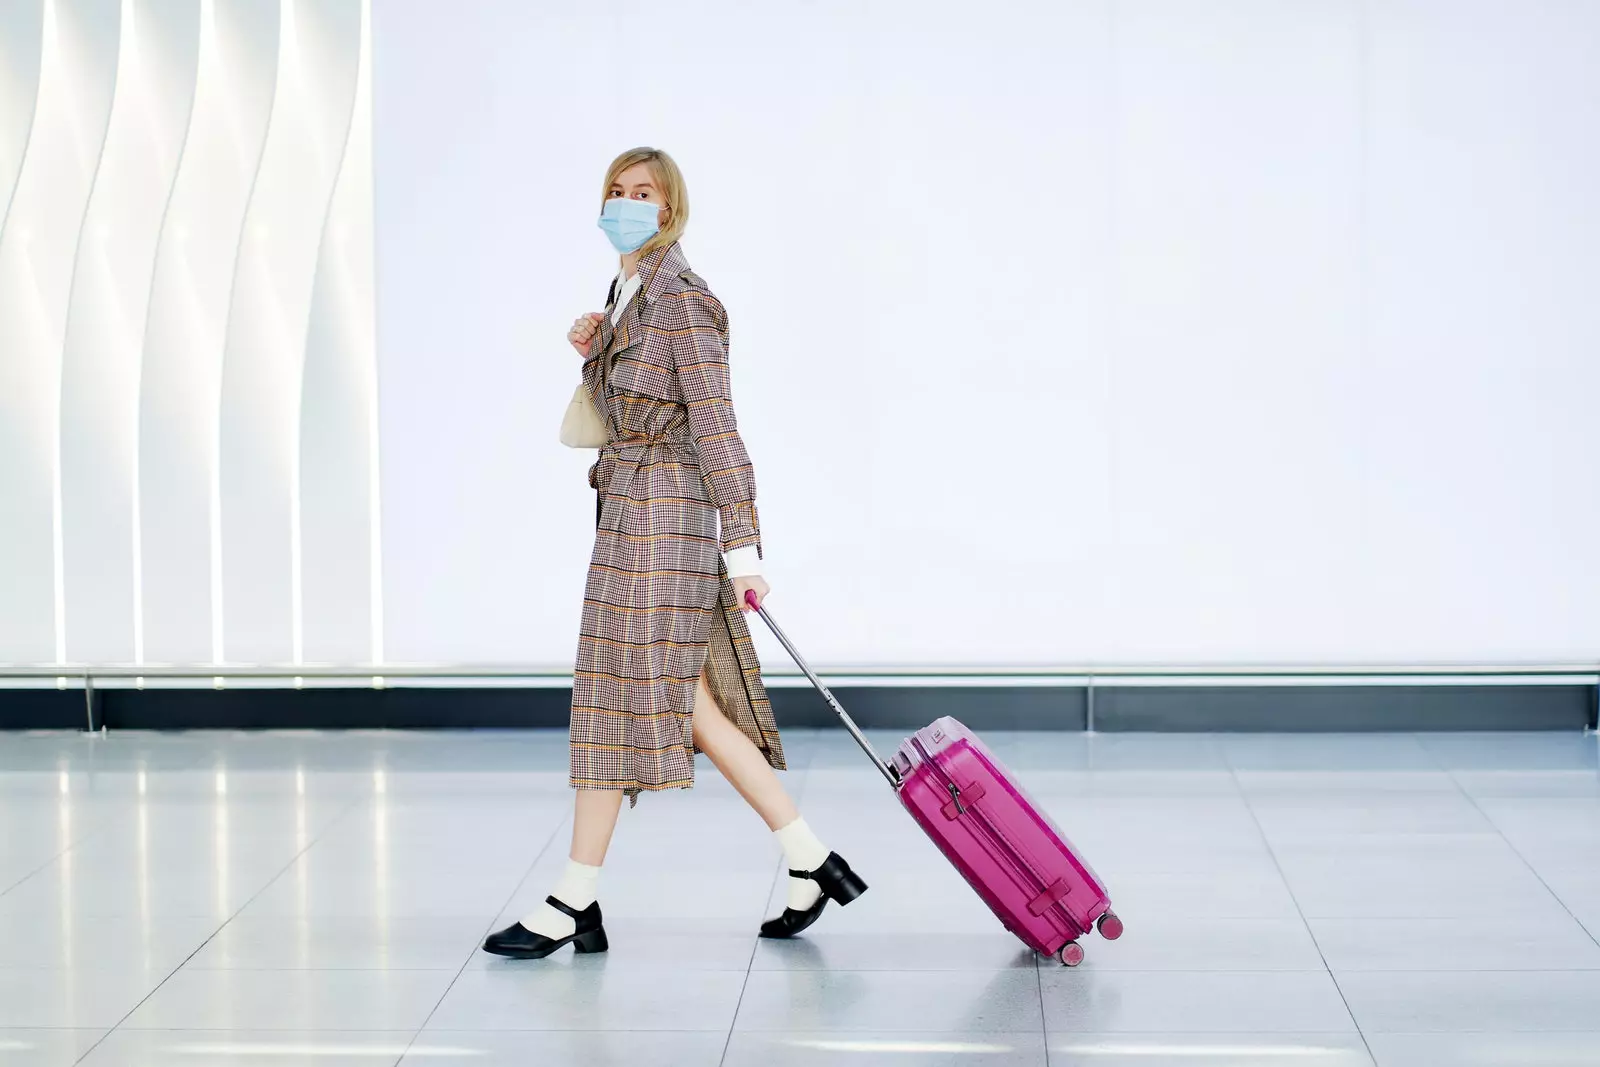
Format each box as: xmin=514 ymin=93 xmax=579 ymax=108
xmin=568 ymin=313 xmax=605 ymax=357
xmin=733 ymin=576 xmax=770 ymax=612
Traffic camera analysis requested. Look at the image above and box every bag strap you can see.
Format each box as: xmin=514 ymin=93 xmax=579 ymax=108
xmin=594 ymin=277 xmax=619 ymax=442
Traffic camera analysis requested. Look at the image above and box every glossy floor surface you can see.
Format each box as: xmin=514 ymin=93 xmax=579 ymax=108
xmin=1 ymin=728 xmax=1599 ymax=1066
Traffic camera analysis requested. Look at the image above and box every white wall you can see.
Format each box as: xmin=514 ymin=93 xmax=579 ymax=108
xmin=370 ymin=0 xmax=1600 ymax=668
xmin=4 ymin=0 xmax=1597 ymax=670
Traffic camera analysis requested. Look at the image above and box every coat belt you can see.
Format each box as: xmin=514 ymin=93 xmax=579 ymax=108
xmin=604 ymin=428 xmax=691 ymax=454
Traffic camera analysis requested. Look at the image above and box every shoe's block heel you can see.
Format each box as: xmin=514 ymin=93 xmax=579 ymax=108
xmin=829 ymin=868 xmax=868 ymax=905
xmin=573 ymin=926 xmax=610 ymax=954
xmin=817 ymin=856 xmax=869 ymax=906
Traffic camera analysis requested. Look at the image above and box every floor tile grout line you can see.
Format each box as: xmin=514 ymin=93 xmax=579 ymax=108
xmin=45 ymin=732 xmax=1597 ymax=1060
xmin=1036 ymin=937 xmax=1050 ymax=1066
xmin=1042 ymin=714 xmax=1069 ymax=1059
xmin=70 ymin=782 xmax=372 ymax=1065
xmin=0 ymin=736 xmax=217 ymax=905
xmin=1222 ymin=743 xmax=1379 ymax=1066
xmin=1424 ymin=735 xmax=1600 ymax=955
xmin=0 ymin=851 xmax=88 ymax=906
xmin=720 ymin=728 xmax=822 ymax=1066
xmin=392 ymin=808 xmax=570 ymax=1065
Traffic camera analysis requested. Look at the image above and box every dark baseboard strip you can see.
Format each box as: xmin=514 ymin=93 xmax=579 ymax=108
xmin=769 ymin=686 xmax=1089 ymax=731
xmin=1091 ymin=685 xmax=1592 ymax=732
xmin=0 ymin=691 xmax=88 ymax=731
xmin=0 ymin=683 xmax=1593 ymax=732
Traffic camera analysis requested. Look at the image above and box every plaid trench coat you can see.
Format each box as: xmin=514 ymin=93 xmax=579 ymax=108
xmin=570 ymin=242 xmax=786 ymax=801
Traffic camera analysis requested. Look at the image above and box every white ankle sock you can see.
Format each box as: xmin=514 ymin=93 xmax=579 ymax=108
xmin=520 ymin=860 xmax=602 ymax=939
xmin=775 ymin=817 xmax=831 ymax=911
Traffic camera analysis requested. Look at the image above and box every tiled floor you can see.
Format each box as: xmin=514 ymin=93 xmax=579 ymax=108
xmin=1 ymin=727 xmax=1598 ymax=1066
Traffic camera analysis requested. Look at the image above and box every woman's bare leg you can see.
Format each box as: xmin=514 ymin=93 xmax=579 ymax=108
xmin=484 ymin=786 xmax=622 ymax=956
xmin=692 ymin=671 xmax=867 ymax=934
xmin=690 ymin=673 xmax=798 ymax=830
xmin=570 ymin=788 xmax=625 ymax=865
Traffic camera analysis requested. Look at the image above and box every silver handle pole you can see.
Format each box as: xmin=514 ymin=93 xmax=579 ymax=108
xmin=749 ymin=597 xmax=900 ymax=789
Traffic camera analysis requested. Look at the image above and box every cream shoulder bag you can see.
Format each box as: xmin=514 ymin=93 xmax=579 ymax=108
xmin=560 ymin=379 xmax=609 ymax=449
xmin=562 ymin=278 xmax=623 ymax=448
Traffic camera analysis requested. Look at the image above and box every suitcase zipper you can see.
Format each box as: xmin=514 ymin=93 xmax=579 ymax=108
xmin=913 ymin=737 xmax=1075 ymax=933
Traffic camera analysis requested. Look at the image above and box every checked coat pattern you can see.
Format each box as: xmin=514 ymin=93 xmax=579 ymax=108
xmin=571 ymin=241 xmax=785 ymax=802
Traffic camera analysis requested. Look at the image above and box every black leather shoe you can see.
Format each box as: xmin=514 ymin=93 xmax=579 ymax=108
xmin=760 ymin=852 xmax=868 ymax=940
xmin=482 ymin=898 xmax=608 ymax=959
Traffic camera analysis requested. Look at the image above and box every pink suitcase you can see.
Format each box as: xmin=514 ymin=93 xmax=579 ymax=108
xmin=750 ymin=594 xmax=1124 ymax=966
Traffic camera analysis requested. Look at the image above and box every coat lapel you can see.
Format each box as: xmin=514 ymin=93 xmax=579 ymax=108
xmin=610 ymin=287 xmax=646 ymax=362
xmin=609 ymin=243 xmax=690 ymax=365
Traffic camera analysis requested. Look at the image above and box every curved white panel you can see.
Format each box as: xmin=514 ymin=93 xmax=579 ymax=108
xmin=139 ymin=0 xmax=279 ymax=664
xmin=59 ymin=0 xmax=202 ymax=664
xmin=0 ymin=0 xmax=121 ymax=664
xmin=0 ymin=2 xmax=45 ymax=222
xmin=299 ymin=0 xmax=376 ymax=664
xmin=217 ymin=0 xmax=362 ymax=664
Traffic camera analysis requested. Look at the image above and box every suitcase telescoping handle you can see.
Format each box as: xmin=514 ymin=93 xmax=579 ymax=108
xmin=746 ymin=591 xmax=902 ymax=789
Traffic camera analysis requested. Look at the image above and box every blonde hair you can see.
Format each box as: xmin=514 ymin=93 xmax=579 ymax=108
xmin=601 ymin=147 xmax=689 ymax=257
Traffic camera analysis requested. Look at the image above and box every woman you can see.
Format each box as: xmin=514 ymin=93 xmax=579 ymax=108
xmin=483 ymin=148 xmax=866 ymax=960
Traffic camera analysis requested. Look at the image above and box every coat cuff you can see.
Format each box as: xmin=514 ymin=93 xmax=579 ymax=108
xmin=723 ymin=545 xmax=762 ymax=579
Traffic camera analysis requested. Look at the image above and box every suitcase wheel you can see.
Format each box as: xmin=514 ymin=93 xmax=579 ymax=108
xmin=1097 ymin=911 xmax=1124 ymax=941
xmin=1059 ymin=942 xmax=1085 ymax=967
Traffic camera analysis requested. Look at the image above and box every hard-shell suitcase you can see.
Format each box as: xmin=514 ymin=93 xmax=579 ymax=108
xmin=750 ymin=593 xmax=1123 ymax=965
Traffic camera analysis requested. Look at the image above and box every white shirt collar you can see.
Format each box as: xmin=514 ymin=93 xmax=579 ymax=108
xmin=611 ymin=270 xmax=644 ymax=326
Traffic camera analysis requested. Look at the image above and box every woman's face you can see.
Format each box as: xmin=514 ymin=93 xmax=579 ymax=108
xmin=607 ymin=162 xmax=668 ymax=222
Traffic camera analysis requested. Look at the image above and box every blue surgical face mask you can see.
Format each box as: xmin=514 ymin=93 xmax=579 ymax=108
xmin=598 ymin=198 xmax=663 ymax=254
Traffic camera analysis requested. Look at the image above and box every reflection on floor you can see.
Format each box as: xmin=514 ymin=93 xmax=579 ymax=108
xmin=0 ymin=727 xmax=1598 ymax=1065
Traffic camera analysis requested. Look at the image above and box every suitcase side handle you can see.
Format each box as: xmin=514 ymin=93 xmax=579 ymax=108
xmin=746 ymin=590 xmax=901 ymax=789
